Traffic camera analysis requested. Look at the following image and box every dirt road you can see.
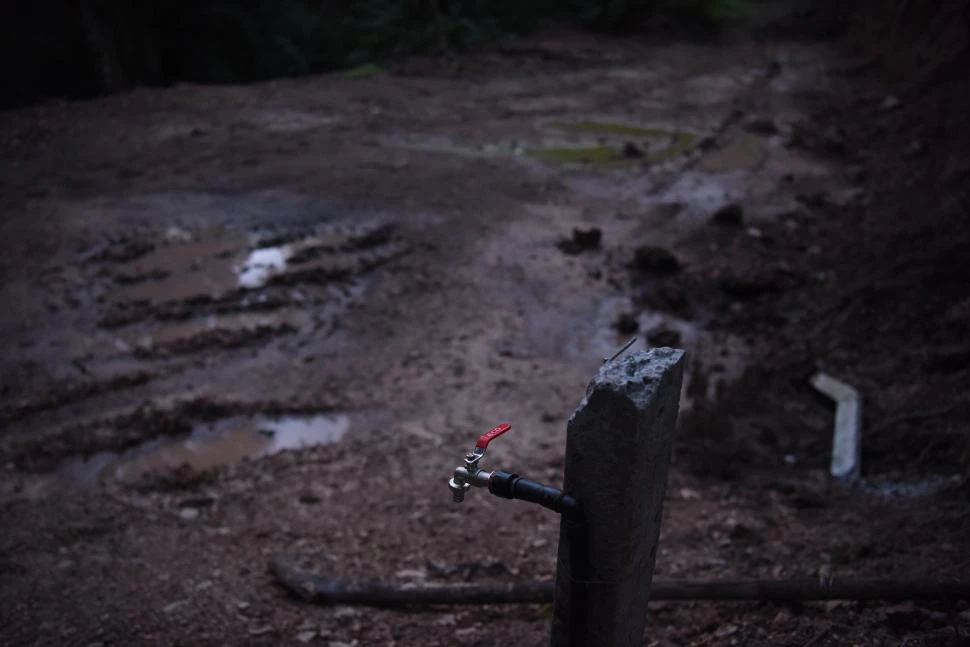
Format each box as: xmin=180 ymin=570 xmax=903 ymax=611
xmin=1 ymin=30 xmax=966 ymax=646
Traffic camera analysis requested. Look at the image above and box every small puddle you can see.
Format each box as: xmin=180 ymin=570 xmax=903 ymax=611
xmin=237 ymin=245 xmax=292 ymax=289
xmin=112 ymin=237 xmax=242 ymax=306
xmin=528 ymin=121 xmax=699 ymax=167
xmin=57 ymin=413 xmax=349 ymax=486
xmin=106 ymin=221 xmax=400 ymax=315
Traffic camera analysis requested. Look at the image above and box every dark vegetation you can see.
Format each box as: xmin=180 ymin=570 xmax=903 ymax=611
xmin=1 ymin=0 xmax=751 ymax=109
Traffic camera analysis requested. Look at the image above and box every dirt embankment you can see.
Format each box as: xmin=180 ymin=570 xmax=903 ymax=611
xmin=824 ymin=0 xmax=970 ymax=469
xmin=677 ymin=1 xmax=970 ymax=479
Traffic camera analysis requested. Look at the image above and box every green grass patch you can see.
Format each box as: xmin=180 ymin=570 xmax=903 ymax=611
xmin=344 ymin=63 xmax=383 ymax=79
xmin=549 ymin=120 xmax=671 ymax=139
xmin=528 ymin=129 xmax=700 ymax=166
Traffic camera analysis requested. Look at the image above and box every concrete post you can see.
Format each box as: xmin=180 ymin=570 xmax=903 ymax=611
xmin=551 ymin=348 xmax=685 ymax=647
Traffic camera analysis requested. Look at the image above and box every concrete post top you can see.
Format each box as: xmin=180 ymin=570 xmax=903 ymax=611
xmin=579 ymin=347 xmax=686 ymax=403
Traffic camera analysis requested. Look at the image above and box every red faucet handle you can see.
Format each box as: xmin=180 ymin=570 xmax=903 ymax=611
xmin=476 ymin=423 xmax=512 ymax=450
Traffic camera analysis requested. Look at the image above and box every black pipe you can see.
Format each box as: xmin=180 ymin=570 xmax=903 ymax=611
xmin=271 ymin=559 xmax=970 ymax=606
xmin=488 ymin=471 xmax=588 ymax=647
xmin=487 ymin=471 xmax=582 ymax=519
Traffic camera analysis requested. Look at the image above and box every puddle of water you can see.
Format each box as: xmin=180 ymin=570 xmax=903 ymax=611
xmin=528 ymin=124 xmax=699 ymax=167
xmin=237 ymin=245 xmax=293 ymax=289
xmin=58 ymin=413 xmax=349 ymax=486
xmin=112 ymin=237 xmax=243 ymax=306
xmin=234 ymin=229 xmax=380 ymax=289
xmin=393 ymin=123 xmax=699 ymax=168
xmin=109 ymin=221 xmax=399 ymax=311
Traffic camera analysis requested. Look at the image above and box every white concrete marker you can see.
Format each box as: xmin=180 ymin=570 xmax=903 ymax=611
xmin=810 ymin=372 xmax=863 ymax=481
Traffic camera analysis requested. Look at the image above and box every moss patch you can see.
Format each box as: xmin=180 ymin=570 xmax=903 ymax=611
xmin=344 ymin=63 xmax=383 ymax=79
xmin=528 ymin=131 xmax=699 ymax=167
xmin=549 ymin=120 xmax=671 ymax=139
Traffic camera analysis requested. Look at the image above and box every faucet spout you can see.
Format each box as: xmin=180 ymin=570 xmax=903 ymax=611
xmin=446 ymin=423 xmax=510 ymax=503
xmin=448 ymin=475 xmax=469 ymax=502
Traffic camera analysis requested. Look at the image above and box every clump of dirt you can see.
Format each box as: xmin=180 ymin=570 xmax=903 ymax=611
xmin=556 ymin=227 xmax=603 ymax=254
xmin=633 ymin=246 xmax=682 ymax=274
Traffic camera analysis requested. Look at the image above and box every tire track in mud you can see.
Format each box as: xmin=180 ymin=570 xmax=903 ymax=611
xmin=4 ymin=393 xmax=345 ymax=472
xmin=0 ymin=214 xmax=409 ymax=470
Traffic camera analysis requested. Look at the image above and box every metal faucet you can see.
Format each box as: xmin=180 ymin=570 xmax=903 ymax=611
xmin=448 ymin=339 xmax=638 ymax=504
xmin=447 ymin=423 xmax=510 ymax=502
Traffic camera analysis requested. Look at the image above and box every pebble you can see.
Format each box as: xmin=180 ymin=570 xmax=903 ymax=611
xmin=772 ymin=609 xmax=794 ymax=626
xmin=712 ymin=203 xmax=744 ymax=226
xmin=678 ymin=488 xmax=701 ymax=500
xmin=613 ymin=312 xmax=639 ymax=335
xmin=179 ymin=507 xmax=199 ymax=521
xmin=633 ymin=246 xmax=681 ymax=273
xmin=434 ymin=614 xmax=458 ymax=627
xmin=394 ymin=568 xmax=427 ymax=580
xmin=557 ymin=227 xmax=602 ymax=254
xmin=881 ymin=95 xmax=901 ymax=111
xmin=162 ymin=600 xmax=187 ymax=614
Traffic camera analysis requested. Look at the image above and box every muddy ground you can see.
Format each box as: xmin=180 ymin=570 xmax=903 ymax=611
xmin=1 ymin=27 xmax=968 ymax=646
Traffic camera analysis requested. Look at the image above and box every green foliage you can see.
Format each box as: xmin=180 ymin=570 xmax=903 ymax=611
xmin=344 ymin=63 xmax=384 ymax=79
xmin=700 ymin=0 xmax=747 ymax=22
xmin=550 ymin=120 xmax=671 ymax=138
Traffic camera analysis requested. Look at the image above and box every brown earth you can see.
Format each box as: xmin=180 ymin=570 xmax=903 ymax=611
xmin=1 ymin=25 xmax=968 ymax=647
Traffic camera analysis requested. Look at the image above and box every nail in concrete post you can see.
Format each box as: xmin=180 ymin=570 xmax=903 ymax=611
xmin=551 ymin=348 xmax=685 ymax=647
